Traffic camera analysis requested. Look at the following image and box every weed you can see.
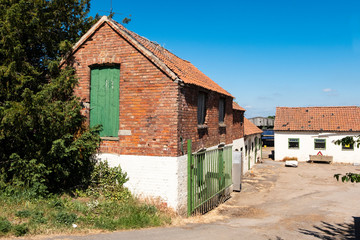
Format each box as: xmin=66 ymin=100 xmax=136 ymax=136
xmin=14 ymin=223 xmax=29 ymax=237
xmin=55 ymin=212 xmax=77 ymax=225
xmin=15 ymin=209 xmax=32 ymax=218
xmin=31 ymin=211 xmax=47 ymax=224
xmin=0 ymin=218 xmax=12 ymax=234
xmin=49 ymin=198 xmax=64 ymax=209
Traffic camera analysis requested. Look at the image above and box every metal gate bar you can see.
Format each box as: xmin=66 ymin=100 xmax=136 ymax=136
xmin=187 ymin=140 xmax=232 ymax=216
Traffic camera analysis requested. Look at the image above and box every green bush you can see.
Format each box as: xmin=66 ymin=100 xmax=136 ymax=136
xmin=85 ymin=161 xmax=131 ymax=201
xmin=55 ymin=212 xmax=77 ymax=225
xmin=14 ymin=223 xmax=28 ymax=237
xmin=49 ymin=198 xmax=65 ymax=209
xmin=31 ymin=211 xmax=47 ymax=224
xmin=0 ymin=0 xmax=100 ymax=195
xmin=15 ymin=210 xmax=31 ymax=218
xmin=0 ymin=218 xmax=12 ymax=234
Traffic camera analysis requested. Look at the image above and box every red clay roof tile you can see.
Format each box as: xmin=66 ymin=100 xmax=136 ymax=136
xmin=112 ymin=21 xmax=232 ymax=97
xmin=69 ymin=16 xmax=232 ymax=97
xmin=274 ymin=106 xmax=360 ymax=132
xmin=244 ymin=117 xmax=263 ymax=136
xmin=233 ymin=102 xmax=246 ymax=111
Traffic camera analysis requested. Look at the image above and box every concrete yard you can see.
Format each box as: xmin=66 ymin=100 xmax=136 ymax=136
xmin=51 ymin=149 xmax=360 ymax=240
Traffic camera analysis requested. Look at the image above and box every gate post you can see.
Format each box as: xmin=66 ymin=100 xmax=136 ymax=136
xmin=187 ymin=139 xmax=192 ymax=217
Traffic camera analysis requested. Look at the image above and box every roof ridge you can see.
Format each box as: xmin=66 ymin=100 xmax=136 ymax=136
xmin=106 ymin=18 xmax=232 ymax=97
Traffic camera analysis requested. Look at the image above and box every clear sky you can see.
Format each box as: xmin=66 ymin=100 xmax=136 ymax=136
xmin=89 ymin=0 xmax=360 ymax=118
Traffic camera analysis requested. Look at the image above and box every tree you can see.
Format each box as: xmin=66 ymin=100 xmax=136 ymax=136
xmin=0 ymin=0 xmax=101 ymax=194
xmin=333 ymin=135 xmax=360 ymax=183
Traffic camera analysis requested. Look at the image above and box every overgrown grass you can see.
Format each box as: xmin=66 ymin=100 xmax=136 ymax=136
xmin=0 ymin=193 xmax=172 ymax=238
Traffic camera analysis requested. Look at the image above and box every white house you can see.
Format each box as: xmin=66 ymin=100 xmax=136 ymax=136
xmin=274 ymin=106 xmax=360 ymax=163
xmin=243 ymin=118 xmax=263 ymax=174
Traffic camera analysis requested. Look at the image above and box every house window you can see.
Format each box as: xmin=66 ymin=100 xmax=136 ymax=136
xmin=219 ymin=98 xmax=225 ymax=124
xmin=342 ymin=143 xmax=354 ymax=150
xmin=197 ymin=92 xmax=206 ymax=125
xmin=90 ymin=66 xmax=120 ymax=137
xmin=288 ymin=138 xmax=299 ymax=149
xmin=314 ymin=139 xmax=326 ymax=150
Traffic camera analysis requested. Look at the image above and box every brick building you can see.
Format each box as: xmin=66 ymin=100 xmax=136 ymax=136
xmin=64 ymin=16 xmax=245 ymax=214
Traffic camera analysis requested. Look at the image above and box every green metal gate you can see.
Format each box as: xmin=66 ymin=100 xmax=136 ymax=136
xmin=187 ymin=140 xmax=232 ymax=216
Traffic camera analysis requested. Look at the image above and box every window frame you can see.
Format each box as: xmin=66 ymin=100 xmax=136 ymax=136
xmin=314 ymin=139 xmax=326 ymax=150
xmin=288 ymin=138 xmax=300 ymax=149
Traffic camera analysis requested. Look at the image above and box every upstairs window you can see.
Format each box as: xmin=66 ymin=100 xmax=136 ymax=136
xmin=288 ymin=138 xmax=299 ymax=149
xmin=197 ymin=92 xmax=207 ymax=125
xmin=219 ymin=98 xmax=225 ymax=124
xmin=314 ymin=139 xmax=326 ymax=150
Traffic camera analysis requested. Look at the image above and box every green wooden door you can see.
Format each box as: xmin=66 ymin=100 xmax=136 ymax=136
xmin=90 ymin=66 xmax=120 ymax=137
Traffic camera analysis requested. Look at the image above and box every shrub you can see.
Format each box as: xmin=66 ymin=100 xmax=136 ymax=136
xmin=49 ymin=198 xmax=65 ymax=209
xmin=15 ymin=210 xmax=31 ymax=218
xmin=55 ymin=212 xmax=77 ymax=225
xmin=0 ymin=0 xmax=100 ymax=195
xmin=31 ymin=211 xmax=47 ymax=224
xmin=14 ymin=223 xmax=28 ymax=237
xmin=0 ymin=218 xmax=12 ymax=234
xmin=85 ymin=161 xmax=131 ymax=201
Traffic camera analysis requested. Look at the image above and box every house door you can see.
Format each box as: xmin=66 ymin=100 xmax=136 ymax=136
xmin=90 ymin=66 xmax=120 ymax=137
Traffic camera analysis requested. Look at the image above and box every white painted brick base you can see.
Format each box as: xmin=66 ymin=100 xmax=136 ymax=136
xmin=95 ymin=153 xmax=188 ymax=215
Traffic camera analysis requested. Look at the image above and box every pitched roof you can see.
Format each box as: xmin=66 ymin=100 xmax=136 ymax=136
xmin=233 ymin=102 xmax=245 ymax=111
xmin=244 ymin=117 xmax=263 ymax=136
xmin=274 ymin=106 xmax=360 ymax=132
xmin=67 ymin=16 xmax=232 ymax=97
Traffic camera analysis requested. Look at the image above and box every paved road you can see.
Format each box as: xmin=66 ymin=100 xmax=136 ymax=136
xmin=48 ymin=158 xmax=360 ymax=240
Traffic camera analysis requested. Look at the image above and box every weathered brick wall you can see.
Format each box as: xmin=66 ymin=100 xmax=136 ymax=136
xmin=71 ymin=22 xmax=179 ymax=156
xmin=232 ymin=109 xmax=245 ymax=140
xmin=178 ymin=85 xmax=234 ymax=153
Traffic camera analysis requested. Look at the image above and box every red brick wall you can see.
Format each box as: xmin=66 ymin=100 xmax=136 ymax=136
xmin=71 ymin=22 xmax=179 ymax=156
xmin=232 ymin=110 xmax=245 ymax=140
xmin=178 ymin=85 xmax=234 ymax=154
xmin=71 ymin=21 xmax=237 ymax=157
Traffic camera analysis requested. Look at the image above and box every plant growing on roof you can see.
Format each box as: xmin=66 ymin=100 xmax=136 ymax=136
xmin=0 ymin=0 xmax=101 ymax=195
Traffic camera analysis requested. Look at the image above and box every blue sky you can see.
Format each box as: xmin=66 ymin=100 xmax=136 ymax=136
xmin=89 ymin=0 xmax=360 ymax=118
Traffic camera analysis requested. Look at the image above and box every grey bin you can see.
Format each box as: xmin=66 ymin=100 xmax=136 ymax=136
xmin=232 ymin=151 xmax=242 ymax=191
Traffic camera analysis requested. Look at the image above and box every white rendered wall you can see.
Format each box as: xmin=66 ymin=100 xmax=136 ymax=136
xmin=96 ymin=153 xmax=188 ymax=215
xmin=274 ymin=131 xmax=360 ymax=163
xmin=233 ymin=138 xmax=245 ymax=175
xmin=244 ymin=134 xmax=262 ymax=175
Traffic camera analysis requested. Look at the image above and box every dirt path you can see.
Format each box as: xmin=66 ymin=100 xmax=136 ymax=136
xmin=202 ymin=159 xmax=360 ymax=239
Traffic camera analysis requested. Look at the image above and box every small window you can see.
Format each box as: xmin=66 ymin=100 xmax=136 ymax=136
xmin=314 ymin=139 xmax=326 ymax=150
xmin=197 ymin=92 xmax=206 ymax=125
xmin=288 ymin=138 xmax=299 ymax=149
xmin=219 ymin=98 xmax=225 ymax=123
xmin=342 ymin=143 xmax=354 ymax=150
